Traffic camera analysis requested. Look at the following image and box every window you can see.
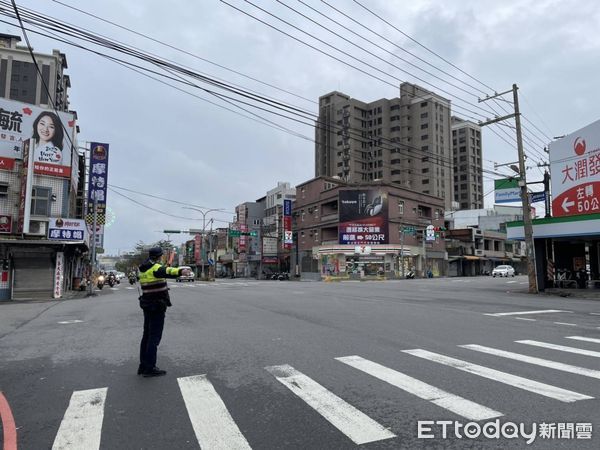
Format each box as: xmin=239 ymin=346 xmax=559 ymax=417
xmin=31 ymin=186 xmax=51 ymax=216
xmin=398 ymin=200 xmax=404 ymax=215
xmin=421 ymin=102 xmax=427 ymax=107
xmin=421 ymin=134 xmax=429 ymax=140
xmin=422 ymin=179 xmax=429 ymax=185
xmin=420 ymin=123 xmax=428 ymax=129
xmin=421 ymin=112 xmax=428 ymax=119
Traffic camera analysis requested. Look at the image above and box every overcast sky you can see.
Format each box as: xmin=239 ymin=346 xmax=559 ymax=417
xmin=4 ymin=0 xmax=599 ymax=254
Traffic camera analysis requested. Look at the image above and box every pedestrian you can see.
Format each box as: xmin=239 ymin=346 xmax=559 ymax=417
xmin=137 ymin=246 xmax=191 ymax=377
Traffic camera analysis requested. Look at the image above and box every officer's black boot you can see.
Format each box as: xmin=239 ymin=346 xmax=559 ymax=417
xmin=143 ymin=367 xmax=167 ymax=377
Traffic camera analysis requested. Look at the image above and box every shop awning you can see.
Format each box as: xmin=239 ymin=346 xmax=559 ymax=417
xmin=463 ymin=256 xmax=480 ymax=260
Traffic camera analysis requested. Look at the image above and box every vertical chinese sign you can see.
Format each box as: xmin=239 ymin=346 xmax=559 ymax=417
xmin=550 ymin=119 xmax=600 ymax=217
xmin=17 ymin=139 xmax=33 ymax=233
xmin=54 ymin=252 xmax=64 ymax=298
xmin=86 ymin=142 xmax=110 ymax=225
xmin=283 ymin=199 xmax=293 ymax=249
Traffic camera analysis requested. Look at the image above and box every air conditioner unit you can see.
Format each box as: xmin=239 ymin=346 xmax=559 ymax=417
xmin=27 ymin=220 xmax=48 ymax=236
xmin=474 ymin=249 xmax=484 ymax=256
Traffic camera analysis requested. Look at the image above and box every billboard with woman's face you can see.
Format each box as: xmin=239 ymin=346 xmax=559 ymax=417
xmin=0 ymin=98 xmax=76 ymax=178
xmin=338 ymin=189 xmax=389 ymax=245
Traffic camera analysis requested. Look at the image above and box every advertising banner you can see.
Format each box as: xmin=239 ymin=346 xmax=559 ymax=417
xmin=494 ymin=178 xmax=521 ymax=204
xmin=54 ymin=251 xmax=64 ymax=299
xmin=0 ymin=98 xmax=76 ymax=177
xmin=550 ymin=119 xmax=600 ymax=217
xmin=283 ymin=199 xmax=293 ymax=249
xmin=86 ymin=223 xmax=104 ymax=247
xmin=48 ymin=218 xmax=86 ymax=241
xmin=86 ymin=142 xmax=110 ymax=224
xmin=0 ymin=215 xmax=12 ymax=233
xmin=338 ymin=189 xmax=388 ymax=245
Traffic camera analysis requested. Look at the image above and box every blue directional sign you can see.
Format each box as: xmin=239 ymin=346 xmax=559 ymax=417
xmin=530 ymin=191 xmax=547 ymax=203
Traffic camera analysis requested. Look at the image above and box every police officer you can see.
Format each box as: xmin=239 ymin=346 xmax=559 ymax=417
xmin=137 ymin=246 xmax=192 ymax=377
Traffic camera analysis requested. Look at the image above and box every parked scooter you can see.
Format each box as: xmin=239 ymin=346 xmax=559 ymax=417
xmin=405 ymin=270 xmax=415 ymax=279
xmin=97 ymin=275 xmax=105 ymax=290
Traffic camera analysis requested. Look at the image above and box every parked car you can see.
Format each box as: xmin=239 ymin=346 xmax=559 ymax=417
xmin=492 ymin=265 xmax=516 ymax=277
xmin=176 ymin=266 xmax=195 ymax=282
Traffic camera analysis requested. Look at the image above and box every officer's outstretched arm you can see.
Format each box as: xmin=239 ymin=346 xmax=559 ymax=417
xmin=153 ymin=265 xmax=183 ymax=279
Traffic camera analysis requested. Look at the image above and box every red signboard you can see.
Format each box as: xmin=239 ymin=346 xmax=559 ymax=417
xmin=550 ymin=119 xmax=600 ymax=217
xmin=0 ymin=157 xmax=15 ymax=170
xmin=194 ymin=234 xmax=202 ymax=264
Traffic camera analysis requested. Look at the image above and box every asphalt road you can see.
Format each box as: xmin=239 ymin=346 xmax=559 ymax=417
xmin=1 ymin=275 xmax=599 ymax=449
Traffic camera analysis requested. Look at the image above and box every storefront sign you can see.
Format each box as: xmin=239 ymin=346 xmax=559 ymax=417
xmin=0 ymin=214 xmax=11 ymax=233
xmin=283 ymin=199 xmax=293 ymax=248
xmin=494 ymin=178 xmax=521 ymax=204
xmin=338 ymin=189 xmax=388 ymax=245
xmin=354 ymin=245 xmax=372 ymax=254
xmin=0 ymin=98 xmax=76 ymax=178
xmin=48 ymin=218 xmax=86 ymax=241
xmin=54 ymin=251 xmax=64 ymax=298
xmin=550 ymin=119 xmax=600 ymax=217
xmin=86 ymin=142 xmax=110 ymax=223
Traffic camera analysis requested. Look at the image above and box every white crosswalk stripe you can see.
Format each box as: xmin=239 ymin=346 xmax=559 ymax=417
xmin=336 ymin=355 xmax=502 ymax=421
xmin=403 ymin=349 xmax=592 ymax=403
xmin=178 ymin=375 xmax=252 ymax=450
xmin=265 ymin=364 xmax=396 ymax=445
xmin=47 ymin=335 xmax=600 ymax=447
xmin=516 ymin=340 xmax=600 ymax=358
xmin=461 ymin=344 xmax=600 ymax=379
xmin=52 ymin=388 xmax=108 ymax=450
xmin=565 ymin=336 xmax=600 ymax=344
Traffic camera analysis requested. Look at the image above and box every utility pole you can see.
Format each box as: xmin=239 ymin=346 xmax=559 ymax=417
xmin=183 ymin=207 xmax=223 ymax=280
xmin=400 ymin=223 xmax=405 ymax=278
xmin=479 ymin=84 xmax=538 ymax=293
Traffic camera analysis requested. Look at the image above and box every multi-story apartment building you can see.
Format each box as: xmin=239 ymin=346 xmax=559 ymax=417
xmin=262 ymin=182 xmax=296 ymax=272
xmin=315 ymin=82 xmax=454 ymax=210
xmin=0 ymin=37 xmax=85 ymax=300
xmin=451 ymin=117 xmax=483 ymax=209
xmin=232 ymin=201 xmax=263 ymax=277
xmin=295 ymin=176 xmax=447 ymax=280
xmin=0 ymin=34 xmax=71 ymax=111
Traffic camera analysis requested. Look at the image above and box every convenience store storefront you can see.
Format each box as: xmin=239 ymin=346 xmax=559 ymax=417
xmin=506 ymin=213 xmax=600 ymax=291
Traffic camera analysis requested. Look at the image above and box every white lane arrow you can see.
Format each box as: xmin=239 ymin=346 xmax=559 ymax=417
xmin=562 ymin=197 xmax=575 ymax=212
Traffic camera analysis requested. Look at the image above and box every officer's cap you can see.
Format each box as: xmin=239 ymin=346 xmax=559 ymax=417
xmin=149 ymin=247 xmax=163 ymax=258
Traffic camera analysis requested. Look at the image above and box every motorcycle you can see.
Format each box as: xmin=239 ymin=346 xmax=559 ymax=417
xmin=97 ymin=275 xmax=105 ymax=290
xmin=107 ymin=274 xmax=116 ymax=288
xmin=128 ymin=275 xmax=137 ymax=285
xmin=277 ymin=272 xmax=290 ymax=281
xmin=405 ymin=270 xmax=415 ymax=279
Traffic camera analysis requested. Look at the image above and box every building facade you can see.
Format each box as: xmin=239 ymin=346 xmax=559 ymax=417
xmin=315 ymin=82 xmax=454 ymax=210
xmin=0 ymin=39 xmax=85 ymax=300
xmin=451 ymin=117 xmax=483 ymax=210
xmin=0 ymin=34 xmax=71 ymax=112
xmin=295 ymin=176 xmax=447 ymax=280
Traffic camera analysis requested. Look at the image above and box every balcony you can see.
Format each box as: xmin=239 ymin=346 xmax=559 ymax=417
xmin=321 ymin=213 xmax=338 ymax=222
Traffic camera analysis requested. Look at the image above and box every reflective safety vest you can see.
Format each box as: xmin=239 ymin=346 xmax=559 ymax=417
xmin=139 ymin=263 xmax=179 ymax=296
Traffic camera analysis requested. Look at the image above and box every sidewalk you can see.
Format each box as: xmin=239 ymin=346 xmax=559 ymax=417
xmin=543 ymin=288 xmax=600 ymax=300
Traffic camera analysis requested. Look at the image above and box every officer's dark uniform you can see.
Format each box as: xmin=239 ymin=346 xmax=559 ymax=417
xmin=137 ymin=247 xmax=184 ymax=377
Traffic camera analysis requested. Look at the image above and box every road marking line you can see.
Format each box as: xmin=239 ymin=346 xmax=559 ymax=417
xmin=109 ymin=288 xmax=119 ymax=291
xmin=336 ymin=355 xmax=502 ymax=421
xmin=517 ymin=340 xmax=600 ymax=358
xmin=566 ymin=336 xmax=600 ymax=344
xmin=57 ymin=320 xmax=83 ymax=324
xmin=178 ymin=375 xmax=251 ymax=449
xmin=461 ymin=345 xmax=600 ymax=379
xmin=519 ymin=282 xmax=528 ymax=285
xmin=515 ymin=318 xmax=536 ymax=321
xmin=52 ymin=387 xmax=107 ymax=450
xmin=0 ymin=391 xmax=17 ymax=450
xmin=506 ymin=281 xmax=517 ymax=284
xmin=554 ymin=322 xmax=578 ymax=327
xmin=266 ymin=364 xmax=396 ymax=444
xmin=590 ymin=313 xmax=600 ymax=316
xmin=126 ymin=287 xmax=135 ymax=290
xmin=403 ymin=349 xmax=592 ymax=403
xmin=484 ymin=309 xmax=569 ymax=317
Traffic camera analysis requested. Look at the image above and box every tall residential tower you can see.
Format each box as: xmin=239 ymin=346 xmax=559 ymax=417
xmin=315 ymin=82 xmax=454 ymax=210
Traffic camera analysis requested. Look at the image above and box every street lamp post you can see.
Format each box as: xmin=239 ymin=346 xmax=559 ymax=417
xmin=183 ymin=207 xmax=223 ymax=280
